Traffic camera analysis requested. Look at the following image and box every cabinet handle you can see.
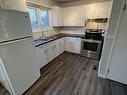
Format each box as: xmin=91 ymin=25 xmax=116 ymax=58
xmin=45 ymin=50 xmax=47 ymax=54
xmin=123 ymin=3 xmax=126 ymax=12
xmin=55 ymin=45 xmax=56 ymax=48
xmin=52 ymin=46 xmax=54 ymax=49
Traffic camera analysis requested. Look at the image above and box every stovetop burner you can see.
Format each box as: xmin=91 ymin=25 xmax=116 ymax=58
xmin=85 ymin=29 xmax=104 ymax=41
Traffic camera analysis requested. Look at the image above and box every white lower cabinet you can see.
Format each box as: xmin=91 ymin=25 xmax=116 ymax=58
xmin=64 ymin=37 xmax=72 ymax=52
xmin=59 ymin=38 xmax=65 ymax=54
xmin=47 ymin=41 xmax=55 ymax=63
xmin=73 ymin=38 xmax=81 ymax=54
xmin=36 ymin=37 xmax=81 ymax=70
xmin=54 ymin=39 xmax=60 ymax=58
xmin=36 ymin=44 xmax=48 ymax=69
xmin=64 ymin=37 xmax=81 ymax=54
xmin=47 ymin=39 xmax=60 ymax=62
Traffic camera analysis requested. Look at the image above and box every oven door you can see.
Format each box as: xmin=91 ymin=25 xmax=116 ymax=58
xmin=81 ymin=39 xmax=102 ymax=59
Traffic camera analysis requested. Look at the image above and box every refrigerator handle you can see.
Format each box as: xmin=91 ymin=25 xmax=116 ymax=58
xmin=0 ymin=36 xmax=32 ymax=46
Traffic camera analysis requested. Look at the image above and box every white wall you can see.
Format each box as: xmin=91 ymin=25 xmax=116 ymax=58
xmin=26 ymin=0 xmax=57 ymax=8
xmin=60 ymin=27 xmax=85 ymax=35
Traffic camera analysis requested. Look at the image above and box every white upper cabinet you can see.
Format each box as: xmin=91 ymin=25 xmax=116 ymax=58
xmin=2 ymin=0 xmax=27 ymax=11
xmin=0 ymin=0 xmax=4 ymax=8
xmin=63 ymin=6 xmax=85 ymax=26
xmin=85 ymin=1 xmax=112 ymax=19
xmin=52 ymin=6 xmax=63 ymax=27
xmin=96 ymin=1 xmax=112 ymax=18
xmin=54 ymin=1 xmax=112 ymax=27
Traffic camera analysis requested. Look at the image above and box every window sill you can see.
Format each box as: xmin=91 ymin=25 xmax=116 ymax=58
xmin=32 ymin=28 xmax=53 ymax=33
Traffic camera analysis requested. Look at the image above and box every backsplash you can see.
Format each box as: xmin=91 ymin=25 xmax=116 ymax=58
xmin=32 ymin=29 xmax=59 ymax=40
xmin=32 ymin=27 xmax=86 ymax=40
xmin=60 ymin=27 xmax=85 ymax=35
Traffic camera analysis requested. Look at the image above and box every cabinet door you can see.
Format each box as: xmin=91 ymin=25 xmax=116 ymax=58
xmin=52 ymin=6 xmax=63 ymax=26
xmin=96 ymin=3 xmax=108 ymax=18
xmin=65 ymin=37 xmax=73 ymax=52
xmin=65 ymin=37 xmax=81 ymax=53
xmin=73 ymin=38 xmax=81 ymax=54
xmin=54 ymin=40 xmax=60 ymax=58
xmin=0 ymin=0 xmax=4 ymax=8
xmin=4 ymin=0 xmax=27 ymax=11
xmin=47 ymin=42 xmax=55 ymax=62
xmin=59 ymin=38 xmax=65 ymax=54
xmin=36 ymin=45 xmax=48 ymax=69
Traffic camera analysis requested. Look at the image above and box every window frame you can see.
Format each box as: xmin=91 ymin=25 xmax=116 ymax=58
xmin=27 ymin=5 xmax=51 ymax=32
xmin=40 ymin=9 xmax=50 ymax=30
xmin=27 ymin=6 xmax=39 ymax=31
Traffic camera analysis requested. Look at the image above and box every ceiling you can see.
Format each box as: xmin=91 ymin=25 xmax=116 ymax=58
xmin=52 ymin=0 xmax=80 ymax=3
xmin=52 ymin=0 xmax=111 ymax=7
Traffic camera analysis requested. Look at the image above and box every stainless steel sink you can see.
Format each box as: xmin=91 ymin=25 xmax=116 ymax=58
xmin=41 ymin=38 xmax=50 ymax=41
xmin=46 ymin=36 xmax=57 ymax=40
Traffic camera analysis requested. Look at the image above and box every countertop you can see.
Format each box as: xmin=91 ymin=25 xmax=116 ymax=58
xmin=34 ymin=33 xmax=85 ymax=47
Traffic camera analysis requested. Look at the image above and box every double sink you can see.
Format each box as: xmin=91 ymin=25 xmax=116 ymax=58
xmin=34 ymin=36 xmax=59 ymax=47
xmin=41 ymin=36 xmax=58 ymax=42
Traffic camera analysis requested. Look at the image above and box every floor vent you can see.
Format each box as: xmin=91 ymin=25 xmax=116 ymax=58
xmin=93 ymin=66 xmax=97 ymax=70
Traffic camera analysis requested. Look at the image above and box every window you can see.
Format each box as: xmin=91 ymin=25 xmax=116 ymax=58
xmin=27 ymin=6 xmax=50 ymax=31
xmin=40 ymin=10 xmax=49 ymax=29
xmin=27 ymin=7 xmax=38 ymax=30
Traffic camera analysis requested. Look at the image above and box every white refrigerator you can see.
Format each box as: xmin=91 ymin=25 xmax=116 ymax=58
xmin=0 ymin=10 xmax=40 ymax=95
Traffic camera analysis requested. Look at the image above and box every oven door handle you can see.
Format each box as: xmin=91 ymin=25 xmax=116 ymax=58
xmin=82 ymin=39 xmax=102 ymax=43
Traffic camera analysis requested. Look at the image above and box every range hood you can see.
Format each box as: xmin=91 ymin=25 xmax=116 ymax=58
xmin=87 ymin=18 xmax=108 ymax=23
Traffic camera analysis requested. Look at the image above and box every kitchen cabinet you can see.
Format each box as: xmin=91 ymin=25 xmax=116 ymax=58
xmin=95 ymin=2 xmax=109 ymax=18
xmin=73 ymin=38 xmax=81 ymax=54
xmin=47 ymin=39 xmax=60 ymax=62
xmin=0 ymin=0 xmax=4 ymax=8
xmin=63 ymin=6 xmax=85 ymax=26
xmin=52 ymin=6 xmax=63 ymax=27
xmin=47 ymin=41 xmax=55 ymax=62
xmin=65 ymin=37 xmax=73 ymax=52
xmin=36 ymin=44 xmax=48 ymax=69
xmin=85 ymin=1 xmax=112 ymax=19
xmin=54 ymin=39 xmax=60 ymax=58
xmin=2 ymin=0 xmax=26 ymax=11
xmin=52 ymin=1 xmax=112 ymax=27
xmin=65 ymin=37 xmax=81 ymax=54
xmin=59 ymin=38 xmax=65 ymax=54
xmin=35 ymin=39 xmax=63 ymax=70
xmin=35 ymin=37 xmax=81 ymax=72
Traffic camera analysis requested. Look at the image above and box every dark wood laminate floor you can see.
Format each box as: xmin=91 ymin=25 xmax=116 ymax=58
xmin=1 ymin=52 xmax=127 ymax=95
xmin=24 ymin=52 xmax=127 ymax=95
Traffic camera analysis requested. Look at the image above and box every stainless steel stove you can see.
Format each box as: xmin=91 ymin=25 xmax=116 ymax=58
xmin=81 ymin=29 xmax=104 ymax=60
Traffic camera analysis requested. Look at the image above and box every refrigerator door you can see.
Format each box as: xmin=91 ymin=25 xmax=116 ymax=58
xmin=0 ymin=10 xmax=32 ymax=43
xmin=0 ymin=37 xmax=40 ymax=95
